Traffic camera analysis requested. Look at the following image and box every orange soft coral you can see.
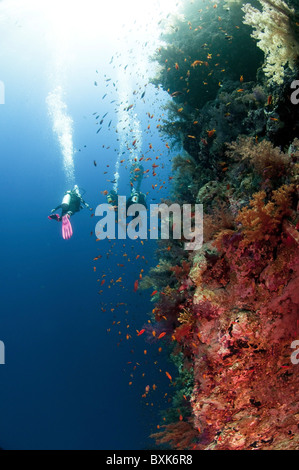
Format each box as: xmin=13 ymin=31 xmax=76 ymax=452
xmin=235 ymin=184 xmax=295 ymax=248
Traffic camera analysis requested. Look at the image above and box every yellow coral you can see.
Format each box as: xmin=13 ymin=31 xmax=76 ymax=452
xmin=242 ymin=0 xmax=299 ymax=84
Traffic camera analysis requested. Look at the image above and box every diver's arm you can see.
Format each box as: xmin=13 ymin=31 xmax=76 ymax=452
xmin=51 ymin=204 xmax=62 ymax=213
xmin=81 ymin=198 xmax=91 ymax=210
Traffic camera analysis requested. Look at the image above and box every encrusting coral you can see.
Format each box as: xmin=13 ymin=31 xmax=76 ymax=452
xmin=189 ymin=216 xmax=299 ymax=449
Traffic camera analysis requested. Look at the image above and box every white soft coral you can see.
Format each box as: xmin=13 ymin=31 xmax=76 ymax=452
xmin=242 ymin=0 xmax=299 ymax=84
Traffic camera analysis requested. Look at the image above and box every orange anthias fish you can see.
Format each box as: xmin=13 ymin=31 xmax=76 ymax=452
xmin=134 ymin=280 xmax=139 ymax=292
xmin=137 ymin=329 xmax=145 ymax=336
xmin=151 ymin=290 xmax=158 ymax=296
xmin=207 ymin=129 xmax=216 ymax=138
xmin=165 ymin=371 xmax=172 ymax=381
xmin=191 ymin=60 xmax=203 ymax=68
xmin=158 ymin=332 xmax=166 ymax=340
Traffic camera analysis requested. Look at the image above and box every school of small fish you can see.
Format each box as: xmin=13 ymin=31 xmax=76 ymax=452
xmin=85 ymin=2 xmax=249 ymax=418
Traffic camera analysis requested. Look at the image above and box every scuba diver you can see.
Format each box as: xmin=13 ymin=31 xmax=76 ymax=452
xmin=107 ymin=162 xmax=147 ymax=211
xmin=48 ymin=185 xmax=90 ymax=240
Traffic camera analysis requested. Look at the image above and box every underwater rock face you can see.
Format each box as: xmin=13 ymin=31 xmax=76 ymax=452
xmin=149 ymin=0 xmax=299 ymax=451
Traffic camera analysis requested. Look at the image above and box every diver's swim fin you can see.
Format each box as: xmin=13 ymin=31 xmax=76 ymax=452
xmin=62 ymin=214 xmax=73 ymax=240
xmin=48 ymin=213 xmax=61 ymax=222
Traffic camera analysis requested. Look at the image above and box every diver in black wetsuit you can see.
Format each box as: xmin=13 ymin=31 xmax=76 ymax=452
xmin=48 ymin=185 xmax=90 ymax=239
xmin=49 ymin=185 xmax=90 ymax=220
xmin=107 ymin=162 xmax=147 ymax=211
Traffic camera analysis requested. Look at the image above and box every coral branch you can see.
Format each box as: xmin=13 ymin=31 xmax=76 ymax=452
xmin=242 ymin=0 xmax=299 ymax=84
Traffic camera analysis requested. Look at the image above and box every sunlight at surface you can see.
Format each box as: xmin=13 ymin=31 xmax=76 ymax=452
xmin=43 ymin=0 xmax=180 ymax=39
xmin=0 ymin=0 xmax=182 ymax=81
xmin=0 ymin=0 xmax=181 ymax=46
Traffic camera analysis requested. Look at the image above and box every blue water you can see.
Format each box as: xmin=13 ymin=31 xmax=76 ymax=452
xmin=0 ymin=2 xmax=176 ymax=450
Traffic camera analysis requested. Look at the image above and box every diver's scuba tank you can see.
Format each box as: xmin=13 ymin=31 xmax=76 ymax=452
xmin=62 ymin=186 xmax=80 ymax=208
xmin=61 ymin=191 xmax=73 ymax=215
xmin=62 ymin=192 xmax=71 ymax=209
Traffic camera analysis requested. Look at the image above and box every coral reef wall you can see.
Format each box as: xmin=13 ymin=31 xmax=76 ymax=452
xmin=147 ymin=0 xmax=299 ymax=450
